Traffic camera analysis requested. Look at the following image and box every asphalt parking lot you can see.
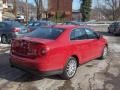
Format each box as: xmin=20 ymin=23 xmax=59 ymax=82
xmin=0 ymin=25 xmax=120 ymax=90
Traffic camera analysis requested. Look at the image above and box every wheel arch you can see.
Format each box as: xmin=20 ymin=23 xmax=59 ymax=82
xmin=71 ymin=55 xmax=80 ymax=67
xmin=1 ymin=34 xmax=7 ymax=37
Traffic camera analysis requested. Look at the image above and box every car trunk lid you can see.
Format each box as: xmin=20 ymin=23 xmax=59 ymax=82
xmin=11 ymin=37 xmax=54 ymax=58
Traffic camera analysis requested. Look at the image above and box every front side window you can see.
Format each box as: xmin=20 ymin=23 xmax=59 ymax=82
xmin=85 ymin=28 xmax=97 ymax=39
xmin=70 ymin=28 xmax=87 ymax=40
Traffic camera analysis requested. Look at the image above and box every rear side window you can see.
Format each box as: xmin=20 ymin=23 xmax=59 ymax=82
xmin=34 ymin=22 xmax=40 ymax=26
xmin=26 ymin=27 xmax=64 ymax=40
xmin=13 ymin=22 xmax=23 ymax=27
xmin=28 ymin=22 xmax=34 ymax=26
xmin=5 ymin=21 xmax=23 ymax=27
xmin=32 ymin=22 xmax=47 ymax=26
xmin=70 ymin=28 xmax=87 ymax=40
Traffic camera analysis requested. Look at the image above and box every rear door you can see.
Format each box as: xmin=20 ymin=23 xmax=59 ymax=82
xmin=85 ymin=28 xmax=103 ymax=59
xmin=70 ymin=28 xmax=93 ymax=63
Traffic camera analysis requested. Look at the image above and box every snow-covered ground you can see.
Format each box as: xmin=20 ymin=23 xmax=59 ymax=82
xmin=0 ymin=43 xmax=10 ymax=53
xmin=0 ymin=44 xmax=10 ymax=48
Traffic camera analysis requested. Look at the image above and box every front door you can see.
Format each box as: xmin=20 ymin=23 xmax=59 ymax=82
xmin=85 ymin=28 xmax=102 ymax=59
xmin=70 ymin=28 xmax=92 ymax=64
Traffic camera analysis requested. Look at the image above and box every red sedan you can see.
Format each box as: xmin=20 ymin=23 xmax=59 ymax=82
xmin=10 ymin=25 xmax=108 ymax=80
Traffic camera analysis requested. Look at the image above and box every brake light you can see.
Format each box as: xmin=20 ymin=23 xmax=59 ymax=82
xmin=29 ymin=41 xmax=49 ymax=56
xmin=26 ymin=43 xmax=49 ymax=57
xmin=27 ymin=42 xmax=38 ymax=56
xmin=40 ymin=48 xmax=48 ymax=55
xmin=12 ymin=28 xmax=20 ymax=32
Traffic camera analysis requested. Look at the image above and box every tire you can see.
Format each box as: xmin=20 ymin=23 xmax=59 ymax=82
xmin=60 ymin=57 xmax=77 ymax=80
xmin=1 ymin=35 xmax=8 ymax=44
xmin=108 ymin=29 xmax=110 ymax=33
xmin=113 ymin=31 xmax=118 ymax=36
xmin=99 ymin=46 xmax=108 ymax=60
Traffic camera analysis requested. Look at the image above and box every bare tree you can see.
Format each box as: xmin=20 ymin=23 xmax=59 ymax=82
xmin=34 ymin=0 xmax=43 ymax=20
xmin=100 ymin=0 xmax=120 ymax=20
xmin=13 ymin=0 xmax=17 ymax=17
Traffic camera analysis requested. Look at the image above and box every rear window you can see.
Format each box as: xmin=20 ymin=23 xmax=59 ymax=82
xmin=5 ymin=21 xmax=24 ymax=27
xmin=26 ymin=27 xmax=64 ymax=40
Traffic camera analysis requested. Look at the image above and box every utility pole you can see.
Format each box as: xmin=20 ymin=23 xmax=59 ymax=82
xmin=13 ymin=0 xmax=17 ymax=17
xmin=26 ymin=0 xmax=28 ymax=24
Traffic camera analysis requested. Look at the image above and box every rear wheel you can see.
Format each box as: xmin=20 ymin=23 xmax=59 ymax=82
xmin=60 ymin=57 xmax=77 ymax=80
xmin=99 ymin=46 xmax=108 ymax=59
xmin=1 ymin=35 xmax=8 ymax=44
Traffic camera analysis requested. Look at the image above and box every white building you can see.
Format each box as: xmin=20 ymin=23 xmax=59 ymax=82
xmin=0 ymin=0 xmax=3 ymax=21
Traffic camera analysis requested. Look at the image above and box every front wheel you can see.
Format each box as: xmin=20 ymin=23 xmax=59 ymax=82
xmin=1 ymin=35 xmax=8 ymax=44
xmin=60 ymin=57 xmax=77 ymax=80
xmin=99 ymin=46 xmax=108 ymax=59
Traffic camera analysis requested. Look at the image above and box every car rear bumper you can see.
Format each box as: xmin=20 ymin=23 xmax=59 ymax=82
xmin=9 ymin=55 xmax=63 ymax=76
xmin=10 ymin=62 xmax=63 ymax=76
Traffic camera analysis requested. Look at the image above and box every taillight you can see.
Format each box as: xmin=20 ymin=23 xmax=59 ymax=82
xmin=40 ymin=48 xmax=48 ymax=55
xmin=11 ymin=39 xmax=16 ymax=53
xmin=27 ymin=42 xmax=38 ymax=56
xmin=36 ymin=46 xmax=49 ymax=56
xmin=12 ymin=28 xmax=20 ymax=32
xmin=26 ymin=43 xmax=49 ymax=57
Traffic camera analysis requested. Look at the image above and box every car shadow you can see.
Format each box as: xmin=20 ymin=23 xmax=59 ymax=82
xmin=0 ymin=53 xmax=62 ymax=83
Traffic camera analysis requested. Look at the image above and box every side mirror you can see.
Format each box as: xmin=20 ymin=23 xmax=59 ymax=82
xmin=96 ymin=33 xmax=102 ymax=39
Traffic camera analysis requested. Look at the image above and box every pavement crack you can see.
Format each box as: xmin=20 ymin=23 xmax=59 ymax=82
xmin=105 ymin=49 xmax=114 ymax=74
xmin=17 ymin=82 xmax=22 ymax=90
xmin=88 ymin=73 xmax=96 ymax=90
